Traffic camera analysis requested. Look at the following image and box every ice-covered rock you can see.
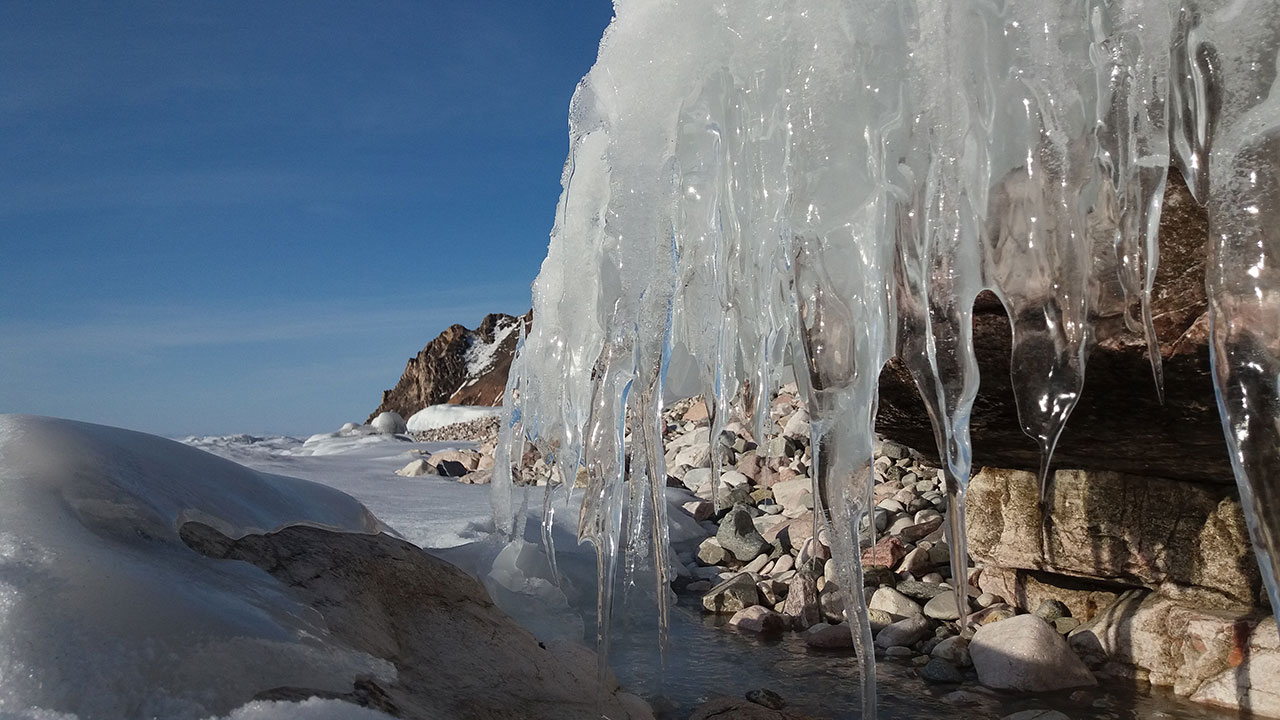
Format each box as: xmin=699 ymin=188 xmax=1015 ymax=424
xmin=369 ymin=411 xmax=407 ymax=435
xmin=181 ymin=523 xmax=652 ymax=720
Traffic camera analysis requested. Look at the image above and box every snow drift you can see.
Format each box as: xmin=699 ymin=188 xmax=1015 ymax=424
xmin=0 ymin=415 xmax=389 ymax=719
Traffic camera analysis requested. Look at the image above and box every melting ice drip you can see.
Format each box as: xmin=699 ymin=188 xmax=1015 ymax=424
xmin=491 ymin=0 xmax=1280 ymax=716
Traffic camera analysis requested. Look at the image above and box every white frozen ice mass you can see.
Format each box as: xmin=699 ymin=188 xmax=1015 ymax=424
xmin=496 ymin=1 xmax=1280 ymax=716
xmin=369 ymin=411 xmax=407 ymax=435
xmin=405 ymin=404 xmax=501 ymax=433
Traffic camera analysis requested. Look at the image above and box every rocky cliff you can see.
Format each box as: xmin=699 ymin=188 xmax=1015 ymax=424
xmin=368 ymin=312 xmax=529 ymax=423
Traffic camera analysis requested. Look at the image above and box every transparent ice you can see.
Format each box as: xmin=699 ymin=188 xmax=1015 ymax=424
xmin=494 ymin=0 xmax=1280 ymax=715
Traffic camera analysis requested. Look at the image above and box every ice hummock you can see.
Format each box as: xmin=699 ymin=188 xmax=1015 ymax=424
xmin=0 ymin=415 xmax=391 ymax=718
xmin=496 ymin=1 xmax=1280 ymax=716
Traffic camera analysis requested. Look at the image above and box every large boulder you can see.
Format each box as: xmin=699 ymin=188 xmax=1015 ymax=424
xmin=969 ymin=615 xmax=1096 ymax=692
xmin=180 ymin=522 xmax=652 ymax=720
xmin=966 ymin=467 xmax=1260 ymax=606
xmin=1069 ymin=590 xmax=1280 ymax=715
xmin=874 ymin=173 xmax=1229 ymax=482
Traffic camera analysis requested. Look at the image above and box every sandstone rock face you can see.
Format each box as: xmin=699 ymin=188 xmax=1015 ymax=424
xmin=966 ymin=467 xmax=1260 ymax=606
xmin=369 ymin=312 xmax=528 ymax=422
xmin=970 ymin=615 xmax=1096 ymax=692
xmin=875 ymin=174 xmax=1229 ymax=481
xmin=179 ymin=522 xmax=651 ymax=720
xmin=1069 ymin=591 xmax=1280 ymax=716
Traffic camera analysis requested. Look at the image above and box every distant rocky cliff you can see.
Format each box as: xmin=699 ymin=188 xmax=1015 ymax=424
xmin=368 ymin=312 xmax=529 ymax=423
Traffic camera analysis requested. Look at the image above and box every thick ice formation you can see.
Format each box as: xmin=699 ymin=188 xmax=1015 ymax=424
xmin=497 ymin=0 xmax=1280 ymax=715
xmin=0 ymin=415 xmax=390 ymax=718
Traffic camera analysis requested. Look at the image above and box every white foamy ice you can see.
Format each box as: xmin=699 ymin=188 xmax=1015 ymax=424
xmin=0 ymin=414 xmax=391 ymax=719
xmin=405 ymin=404 xmax=502 ymax=433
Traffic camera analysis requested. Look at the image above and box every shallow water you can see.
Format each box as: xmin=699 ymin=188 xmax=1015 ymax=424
xmin=602 ymin=592 xmax=1241 ymax=720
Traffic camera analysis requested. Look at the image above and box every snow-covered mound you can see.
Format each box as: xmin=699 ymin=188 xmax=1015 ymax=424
xmin=405 ymin=404 xmax=502 ymax=433
xmin=0 ymin=415 xmax=391 ymax=719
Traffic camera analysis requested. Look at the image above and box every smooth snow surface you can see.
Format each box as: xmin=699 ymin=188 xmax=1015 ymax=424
xmin=498 ymin=1 xmax=1280 ymax=716
xmin=0 ymin=415 xmax=393 ymax=719
xmin=405 ymin=404 xmax=501 ymax=433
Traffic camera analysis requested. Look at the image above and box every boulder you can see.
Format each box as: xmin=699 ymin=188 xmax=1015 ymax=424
xmin=804 ymin=623 xmax=856 ymax=649
xmin=924 ymin=591 xmax=970 ymax=621
xmin=179 ymin=522 xmax=652 ymax=720
xmin=875 ymin=614 xmax=932 ymax=649
xmin=395 ymin=459 xmax=436 ymax=477
xmin=702 ymin=573 xmax=761 ymax=614
xmin=717 ymin=508 xmax=772 ymax=562
xmin=967 ymin=466 xmax=1259 ymax=606
xmin=1068 ymin=590 xmax=1279 ymax=714
xmin=427 ymin=449 xmax=481 ymax=473
xmin=769 ymin=477 xmax=814 ymax=514
xmin=782 ymin=573 xmax=822 ymax=629
xmin=868 ymin=587 xmax=923 ymax=620
xmin=969 ymin=615 xmax=1096 ymax=692
xmin=729 ymin=605 xmax=787 ymax=635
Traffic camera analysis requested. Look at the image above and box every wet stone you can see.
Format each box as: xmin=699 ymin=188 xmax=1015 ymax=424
xmin=702 ymin=573 xmax=761 ymax=614
xmin=921 ymin=657 xmax=964 ymax=684
xmin=745 ymin=688 xmax=786 ymax=711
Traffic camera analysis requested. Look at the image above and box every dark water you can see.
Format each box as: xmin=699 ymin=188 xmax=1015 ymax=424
xmin=436 ymin=519 xmax=1241 ymax=720
xmin=601 ymin=591 xmax=1242 ymax=720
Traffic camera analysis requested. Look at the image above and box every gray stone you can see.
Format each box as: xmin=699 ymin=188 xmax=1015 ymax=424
xmin=1001 ymin=712 xmax=1071 ymax=720
xmin=770 ymin=477 xmax=814 ymax=514
xmin=696 ymin=537 xmax=728 ymax=566
xmin=804 ymin=622 xmax=856 ymax=649
xmin=931 ymin=636 xmax=972 ymax=668
xmin=782 ymin=573 xmax=822 ymax=629
xmin=782 ymin=409 xmax=810 ymax=440
xmin=896 ymin=580 xmax=947 ymax=602
xmin=924 ymin=591 xmax=970 ymax=621
xmin=970 ymin=614 xmax=1096 ymax=692
xmin=717 ymin=508 xmax=772 ymax=562
xmin=920 ymin=658 xmax=963 ymax=684
xmin=702 ymin=573 xmax=762 ymax=614
xmin=875 ymin=614 xmax=933 ymax=649
xmin=745 ymin=688 xmax=785 ymax=711
xmin=729 ymin=606 xmax=787 ymax=635
xmin=868 ymin=587 xmax=923 ymax=619
xmin=1033 ymin=598 xmax=1071 ymax=623
xmin=681 ymin=467 xmax=713 ymax=492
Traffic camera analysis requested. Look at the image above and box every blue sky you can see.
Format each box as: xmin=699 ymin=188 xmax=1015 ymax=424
xmin=0 ymin=2 xmax=615 ymax=436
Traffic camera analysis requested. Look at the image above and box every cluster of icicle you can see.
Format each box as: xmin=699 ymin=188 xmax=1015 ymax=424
xmin=489 ymin=0 xmax=1280 ymax=716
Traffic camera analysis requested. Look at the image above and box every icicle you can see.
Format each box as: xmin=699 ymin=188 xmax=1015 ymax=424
xmin=984 ymin=0 xmax=1098 ymax=507
xmin=1195 ymin=0 xmax=1280 ymax=621
xmin=1093 ymin=0 xmax=1174 ymax=401
xmin=577 ymin=313 xmax=635 ymax=693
